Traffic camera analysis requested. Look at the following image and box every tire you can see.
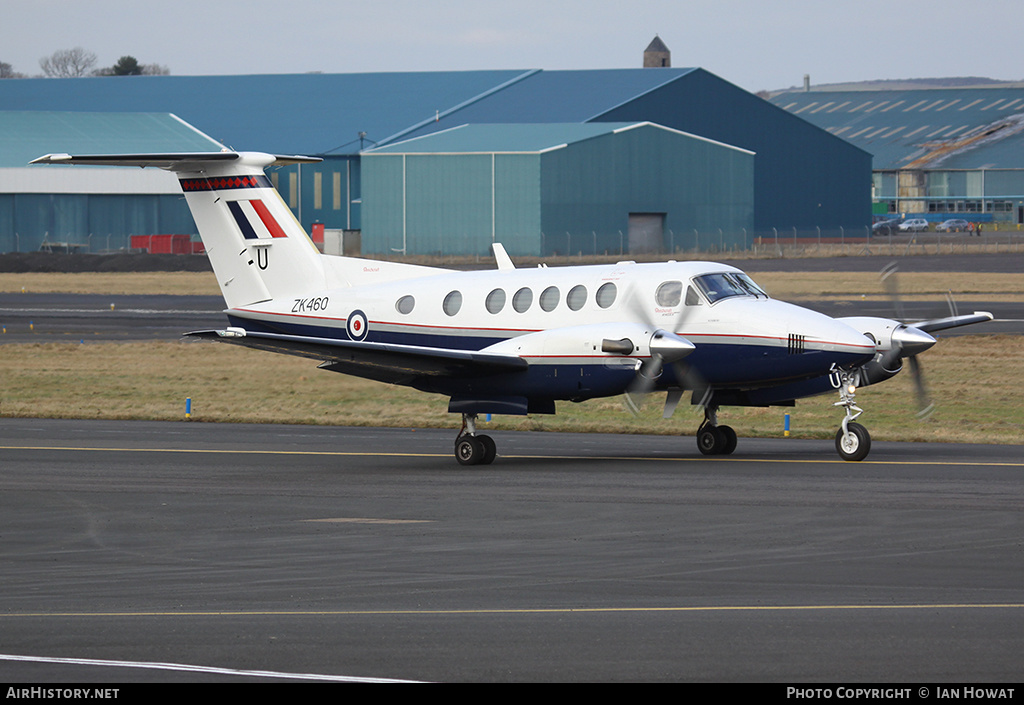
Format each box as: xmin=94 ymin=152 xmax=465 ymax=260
xmin=835 ymin=422 xmax=871 ymax=461
xmin=455 ymin=436 xmax=485 ymax=466
xmin=718 ymin=425 xmax=738 ymax=455
xmin=697 ymin=425 xmax=725 ymax=455
xmin=477 ymin=434 xmax=497 ymax=465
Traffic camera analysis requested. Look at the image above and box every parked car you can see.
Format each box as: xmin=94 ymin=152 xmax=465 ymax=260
xmin=936 ymin=219 xmax=970 ymax=232
xmin=898 ymin=218 xmax=930 ymax=232
xmin=872 ymin=218 xmax=902 ymax=236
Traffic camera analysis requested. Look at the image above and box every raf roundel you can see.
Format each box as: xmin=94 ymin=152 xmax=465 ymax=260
xmin=346 ymin=309 xmax=369 ymax=341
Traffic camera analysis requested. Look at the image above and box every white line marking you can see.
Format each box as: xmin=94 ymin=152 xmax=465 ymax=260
xmin=0 ymin=653 xmax=422 ymax=683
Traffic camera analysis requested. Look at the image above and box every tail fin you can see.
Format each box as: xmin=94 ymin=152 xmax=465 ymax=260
xmin=30 ymin=152 xmax=326 ymax=309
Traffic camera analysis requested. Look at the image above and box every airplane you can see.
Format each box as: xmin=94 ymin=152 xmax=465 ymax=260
xmin=30 ymin=151 xmax=994 ymax=464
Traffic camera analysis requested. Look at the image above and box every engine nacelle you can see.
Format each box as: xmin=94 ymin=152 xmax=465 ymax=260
xmin=837 ymin=316 xmax=935 ymax=388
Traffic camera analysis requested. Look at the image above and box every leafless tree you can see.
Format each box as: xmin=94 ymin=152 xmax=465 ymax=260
xmin=39 ymin=47 xmax=97 ymax=77
xmin=0 ymin=61 xmax=26 ymax=78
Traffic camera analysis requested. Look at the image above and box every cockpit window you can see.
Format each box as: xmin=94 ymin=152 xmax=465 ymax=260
xmin=692 ymin=272 xmax=768 ymax=304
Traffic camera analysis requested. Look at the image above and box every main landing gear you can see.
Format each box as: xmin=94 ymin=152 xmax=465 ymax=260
xmin=454 ymin=413 xmax=496 ymax=466
xmin=696 ymin=406 xmax=737 ymax=456
xmin=832 ymin=367 xmax=872 ymax=461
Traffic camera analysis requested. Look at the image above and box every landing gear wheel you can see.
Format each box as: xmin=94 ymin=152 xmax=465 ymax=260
xmin=835 ymin=422 xmax=871 ymax=462
xmin=477 ymin=434 xmax=497 ymax=465
xmin=454 ymin=435 xmax=496 ymax=466
xmin=697 ymin=425 xmax=725 ymax=456
xmin=455 ymin=436 xmax=484 ymax=466
xmin=718 ymin=425 xmax=737 ymax=455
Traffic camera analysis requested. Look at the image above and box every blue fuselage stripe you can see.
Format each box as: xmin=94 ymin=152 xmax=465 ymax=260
xmin=226 ymin=314 xmax=869 ymax=395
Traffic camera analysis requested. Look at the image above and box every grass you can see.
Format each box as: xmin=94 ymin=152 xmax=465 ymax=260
xmin=1 ymin=336 xmax=1021 ymax=445
xmin=1 ymin=269 xmax=1020 ymax=445
xmin=0 ymin=271 xmax=221 ymax=296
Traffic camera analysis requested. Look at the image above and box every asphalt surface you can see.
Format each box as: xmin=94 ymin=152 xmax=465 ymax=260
xmin=1 ymin=419 xmax=1022 ymax=683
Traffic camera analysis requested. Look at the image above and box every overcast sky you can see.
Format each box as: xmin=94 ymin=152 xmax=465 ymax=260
xmin=4 ymin=0 xmax=1023 ymax=92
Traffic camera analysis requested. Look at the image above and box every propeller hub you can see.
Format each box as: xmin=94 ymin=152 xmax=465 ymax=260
xmin=649 ymin=330 xmax=696 ymax=363
xmin=892 ymin=325 xmax=936 ymax=357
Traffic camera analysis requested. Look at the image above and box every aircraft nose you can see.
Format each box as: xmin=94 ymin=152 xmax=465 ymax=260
xmin=816 ymin=317 xmax=878 ymax=358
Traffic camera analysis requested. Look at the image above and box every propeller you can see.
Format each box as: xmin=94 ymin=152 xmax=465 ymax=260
xmin=879 ymin=262 xmax=936 ymax=418
xmin=612 ymin=281 xmax=701 ymax=416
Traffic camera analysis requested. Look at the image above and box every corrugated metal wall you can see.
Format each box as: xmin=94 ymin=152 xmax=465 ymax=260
xmin=362 ymin=152 xmax=542 ymax=256
xmin=361 ymin=124 xmax=753 ymax=256
xmin=0 ymin=194 xmax=195 ymax=253
xmin=539 ymin=125 xmax=753 ymax=255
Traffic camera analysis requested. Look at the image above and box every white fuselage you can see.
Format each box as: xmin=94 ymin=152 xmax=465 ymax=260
xmin=225 ymin=259 xmax=876 ymax=401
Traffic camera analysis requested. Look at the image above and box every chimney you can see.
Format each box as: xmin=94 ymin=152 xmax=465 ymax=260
xmin=804 ymin=74 xmax=811 ymax=92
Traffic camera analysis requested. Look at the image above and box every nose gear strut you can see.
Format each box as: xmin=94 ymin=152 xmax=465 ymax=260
xmin=831 ymin=366 xmax=871 ymax=461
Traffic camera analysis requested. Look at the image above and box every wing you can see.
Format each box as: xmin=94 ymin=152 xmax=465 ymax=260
xmin=185 ymin=328 xmax=527 ymax=385
xmin=911 ymin=311 xmax=994 ymax=333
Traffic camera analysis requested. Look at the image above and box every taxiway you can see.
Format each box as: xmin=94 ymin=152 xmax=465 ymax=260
xmin=1 ymin=419 xmax=1022 ymax=682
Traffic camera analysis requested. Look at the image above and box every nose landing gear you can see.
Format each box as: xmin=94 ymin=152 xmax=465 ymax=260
xmin=832 ymin=367 xmax=872 ymax=461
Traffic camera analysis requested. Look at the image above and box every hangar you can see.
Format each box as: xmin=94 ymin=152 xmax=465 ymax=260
xmin=0 ymin=111 xmax=222 ymax=253
xmin=0 ymin=66 xmax=869 ymax=255
xmin=361 ymin=122 xmax=754 ymax=256
xmin=770 ymin=85 xmax=1024 ymax=225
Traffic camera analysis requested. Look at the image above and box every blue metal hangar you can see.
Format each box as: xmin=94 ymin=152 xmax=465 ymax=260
xmin=1 ymin=65 xmax=869 ymax=256
xmin=770 ymin=85 xmax=1024 ymax=225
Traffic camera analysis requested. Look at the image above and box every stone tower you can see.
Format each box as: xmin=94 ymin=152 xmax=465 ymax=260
xmin=644 ymin=36 xmax=670 ymax=68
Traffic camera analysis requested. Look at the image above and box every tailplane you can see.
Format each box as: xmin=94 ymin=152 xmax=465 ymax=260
xmin=31 ymin=151 xmax=326 ymax=309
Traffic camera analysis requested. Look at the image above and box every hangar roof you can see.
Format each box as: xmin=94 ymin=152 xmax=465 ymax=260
xmin=365 ymin=121 xmax=754 ymax=155
xmin=769 ymin=87 xmax=1024 ymax=169
xmin=365 ymin=122 xmax=629 ymax=154
xmin=0 ymin=111 xmax=224 ymax=168
xmin=0 ymin=69 xmax=699 ymax=156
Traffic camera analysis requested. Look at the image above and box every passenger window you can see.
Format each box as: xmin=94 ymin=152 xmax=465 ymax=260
xmin=443 ymin=290 xmax=462 ymax=316
xmin=656 ymin=280 xmax=682 ymax=307
xmin=596 ymin=282 xmax=617 ymax=309
xmin=540 ymin=286 xmax=560 ymax=312
xmin=567 ymin=284 xmax=587 ymax=311
xmin=486 ymin=288 xmax=506 ymax=314
xmin=513 ymin=287 xmax=533 ymax=313
xmin=396 ymin=295 xmax=415 ymax=314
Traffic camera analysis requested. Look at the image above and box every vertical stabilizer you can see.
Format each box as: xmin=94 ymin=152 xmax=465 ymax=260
xmin=30 ymin=151 xmax=326 ymax=309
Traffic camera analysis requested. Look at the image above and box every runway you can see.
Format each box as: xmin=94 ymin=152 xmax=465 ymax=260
xmin=1 ymin=419 xmax=1022 ymax=682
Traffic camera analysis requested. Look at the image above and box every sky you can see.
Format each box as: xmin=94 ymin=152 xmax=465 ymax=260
xmin=3 ymin=0 xmax=1023 ymax=93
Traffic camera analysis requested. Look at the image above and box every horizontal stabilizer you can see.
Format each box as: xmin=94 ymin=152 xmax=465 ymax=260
xmin=185 ymin=329 xmax=527 ymax=386
xmin=30 ymin=152 xmax=321 ymax=170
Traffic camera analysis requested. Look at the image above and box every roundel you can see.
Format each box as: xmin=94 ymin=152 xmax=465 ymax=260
xmin=346 ymin=309 xmax=369 ymax=341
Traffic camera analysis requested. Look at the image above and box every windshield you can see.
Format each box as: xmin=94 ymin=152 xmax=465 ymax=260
xmin=692 ymin=272 xmax=768 ymax=304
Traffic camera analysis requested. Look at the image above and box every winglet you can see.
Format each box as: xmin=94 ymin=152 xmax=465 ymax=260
xmin=492 ymin=243 xmax=515 ymax=270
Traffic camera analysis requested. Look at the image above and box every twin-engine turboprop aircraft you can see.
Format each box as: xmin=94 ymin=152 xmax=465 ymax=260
xmin=31 ymin=151 xmax=993 ymax=464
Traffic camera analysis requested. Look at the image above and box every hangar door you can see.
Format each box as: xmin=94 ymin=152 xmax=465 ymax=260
xmin=628 ymin=213 xmax=665 ymax=254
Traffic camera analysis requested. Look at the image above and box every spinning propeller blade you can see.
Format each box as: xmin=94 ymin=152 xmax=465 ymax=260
xmin=880 ymin=262 xmax=936 ymax=418
xmin=620 ymin=282 xmax=699 ymax=415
